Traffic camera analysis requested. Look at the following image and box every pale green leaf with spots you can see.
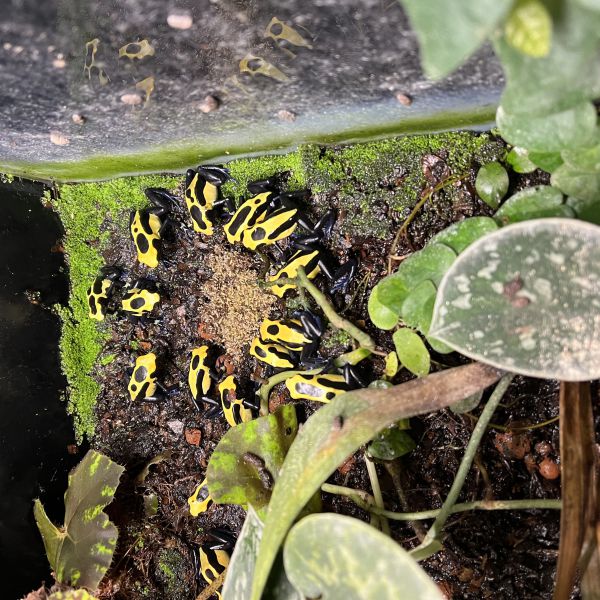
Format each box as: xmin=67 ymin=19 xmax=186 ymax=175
xmin=206 ymin=405 xmax=300 ymax=513
xmin=33 ymin=450 xmax=124 ymax=590
xmin=430 ymin=218 xmax=600 ymax=380
xmin=284 ymin=514 xmax=443 ymax=600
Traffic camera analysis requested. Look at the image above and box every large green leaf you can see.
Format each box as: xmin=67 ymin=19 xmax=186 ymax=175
xmin=368 ymin=284 xmax=399 ymax=330
xmin=552 ymin=141 xmax=600 ymax=202
xmin=33 ymin=450 xmax=124 ymax=589
xmin=495 ymin=1 xmax=600 ymax=152
xmin=566 ymin=196 xmax=600 ymax=225
xmin=284 ymin=514 xmax=443 ymax=600
xmin=207 ymin=405 xmax=299 ymax=513
xmin=249 ymin=362 xmax=503 ymax=599
xmin=494 ymin=185 xmax=574 ymax=225
xmin=430 ymin=218 xmax=600 ymax=381
xmin=400 ymin=279 xmax=437 ymax=333
xmin=223 ymin=506 xmax=301 ymax=600
xmin=399 ymin=0 xmax=512 ymax=79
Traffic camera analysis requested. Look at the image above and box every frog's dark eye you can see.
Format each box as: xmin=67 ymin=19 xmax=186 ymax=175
xmin=135 ymin=366 xmax=148 ymax=382
xmin=251 ymin=227 xmax=266 ymax=241
xmin=267 ymin=324 xmax=279 ymax=336
xmin=131 ymin=298 xmax=145 ymax=309
xmin=247 ymin=58 xmax=263 ymax=71
xmin=270 ymin=22 xmax=283 ymax=36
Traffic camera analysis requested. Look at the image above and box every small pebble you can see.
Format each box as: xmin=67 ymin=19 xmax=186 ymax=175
xmin=50 ymin=130 xmax=70 ymax=146
xmin=185 ymin=428 xmax=202 ymax=446
xmin=71 ymin=113 xmax=86 ymax=124
xmin=167 ymin=420 xmax=184 ymax=435
xmin=53 ymin=58 xmax=66 ymax=68
xmin=535 ymin=441 xmax=553 ymax=457
xmin=539 ymin=457 xmax=560 ymax=480
xmin=3 ymin=42 xmax=12 ymax=50
xmin=198 ymin=94 xmax=220 ymax=113
xmin=277 ymin=109 xmax=296 ymax=122
xmin=121 ymin=93 xmax=143 ymax=106
xmin=167 ymin=12 xmax=193 ymax=30
xmin=395 ymin=91 xmax=413 ymax=106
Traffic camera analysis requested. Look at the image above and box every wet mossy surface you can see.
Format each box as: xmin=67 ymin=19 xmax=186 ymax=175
xmin=46 ymin=131 xmax=564 ymax=600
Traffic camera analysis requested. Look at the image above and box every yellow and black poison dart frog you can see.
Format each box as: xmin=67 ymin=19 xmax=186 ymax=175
xmin=128 ymin=352 xmax=160 ymax=401
xmin=267 ymin=247 xmax=322 ymax=297
xmin=259 ymin=312 xmax=324 ymax=361
xmin=285 ymin=372 xmax=349 ymax=402
xmin=188 ymin=346 xmax=212 ymax=400
xmin=218 ymin=376 xmax=254 ymax=427
xmin=197 ymin=529 xmax=235 ymax=600
xmin=87 ymin=266 xmax=123 ymax=321
xmin=223 ymin=178 xmax=279 ymax=244
xmin=188 ymin=477 xmax=213 ymax=516
xmin=249 ymin=337 xmax=295 ymax=369
xmin=130 ymin=188 xmax=175 ymax=268
xmin=121 ymin=280 xmax=160 ymax=317
xmin=184 ymin=165 xmax=233 ymax=235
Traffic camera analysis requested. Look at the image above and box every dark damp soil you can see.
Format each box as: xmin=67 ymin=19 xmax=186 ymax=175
xmin=50 ymin=139 xmax=583 ymax=600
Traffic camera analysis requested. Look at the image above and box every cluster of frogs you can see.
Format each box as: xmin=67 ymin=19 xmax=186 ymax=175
xmin=86 ymin=166 xmax=362 ymax=597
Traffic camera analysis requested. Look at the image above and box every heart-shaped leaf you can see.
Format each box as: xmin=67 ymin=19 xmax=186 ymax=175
xmin=476 ymin=162 xmax=509 ymax=209
xmin=33 ymin=450 xmax=124 ymax=589
xmin=399 ymin=0 xmax=512 ymax=78
xmin=428 ymin=217 xmax=499 ymax=254
xmin=552 ymin=141 xmax=600 ymax=202
xmin=393 ymin=329 xmax=431 ymax=377
xmin=284 ymin=514 xmax=443 ymax=600
xmin=207 ymin=405 xmax=299 ymax=513
xmin=504 ymin=0 xmax=552 ymax=58
xmin=494 ymin=185 xmax=574 ymax=225
xmin=249 ymin=362 xmax=503 ymax=599
xmin=400 ymin=279 xmax=437 ymax=333
xmin=506 ymin=147 xmax=537 ymax=174
xmin=430 ymin=218 xmax=600 ymax=380
xmin=368 ymin=285 xmax=398 ymax=330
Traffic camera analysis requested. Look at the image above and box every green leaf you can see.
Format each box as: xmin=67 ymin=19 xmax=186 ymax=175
xmin=284 ymin=514 xmax=443 ymax=600
xmin=450 ymin=391 xmax=483 ymax=414
xmin=399 ymin=0 xmax=513 ymax=79
xmin=33 ymin=450 xmax=124 ymax=589
xmin=249 ymin=362 xmax=503 ymax=600
xmin=475 ymin=161 xmax=510 ymax=209
xmin=575 ymin=0 xmax=600 ymax=11
xmin=528 ymin=151 xmax=564 ymax=173
xmin=429 ymin=217 xmax=499 ymax=254
xmin=566 ymin=196 xmax=600 ymax=225
xmin=426 ymin=334 xmax=454 ymax=354
xmin=223 ymin=506 xmax=301 ymax=600
xmin=496 ymin=101 xmax=598 ymax=153
xmin=552 ymin=141 xmax=600 ymax=201
xmin=384 ymin=351 xmax=399 ymax=378
xmin=494 ymin=185 xmax=573 ymax=225
xmin=495 ymin=2 xmax=600 ymax=152
xmin=506 ymin=147 xmax=537 ymax=174
xmin=335 ymin=347 xmax=372 ymax=366
xmin=206 ymin=405 xmax=299 ymax=513
xmin=368 ymin=426 xmax=416 ymax=460
xmin=393 ymin=329 xmax=430 ymax=377
xmin=400 ymin=280 xmax=437 ymax=333
xmin=378 ymin=244 xmax=456 ymax=313
xmin=368 ymin=284 xmax=399 ymax=330
xmin=504 ymin=0 xmax=552 ymax=58
xmin=430 ymin=218 xmax=600 ymax=381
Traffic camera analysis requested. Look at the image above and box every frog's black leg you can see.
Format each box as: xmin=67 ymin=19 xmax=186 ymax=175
xmin=242 ymin=396 xmax=260 ymax=411
xmin=196 ymin=165 xmax=234 ymax=186
xmin=329 ymin=258 xmax=358 ymax=295
xmin=247 ymin=177 xmax=279 ymax=195
xmin=204 ymin=402 xmax=224 ymax=419
xmin=299 ymin=310 xmax=325 ymax=339
xmin=206 ymin=527 xmax=236 ymax=550
xmin=145 ymin=187 xmax=177 ymax=214
xmin=342 ymin=363 xmax=369 ymax=388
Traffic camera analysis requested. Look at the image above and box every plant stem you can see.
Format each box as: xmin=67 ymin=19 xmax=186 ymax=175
xmin=321 ymin=483 xmax=561 ymax=520
xmin=365 ymin=453 xmax=391 ymax=535
xmin=257 ymin=368 xmax=321 ymax=416
xmin=296 ymin=267 xmax=376 ymax=349
xmin=409 ymin=373 xmax=515 ymax=560
xmin=196 ymin=567 xmax=227 ymax=600
xmin=387 ymin=172 xmax=467 ymax=274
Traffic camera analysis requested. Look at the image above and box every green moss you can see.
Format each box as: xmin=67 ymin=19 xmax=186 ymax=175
xmin=55 ymin=175 xmax=179 ymax=441
xmin=54 ymin=130 xmax=501 ymax=440
xmin=321 ymin=328 xmax=353 ymax=350
xmin=155 ymin=548 xmax=190 ymax=599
